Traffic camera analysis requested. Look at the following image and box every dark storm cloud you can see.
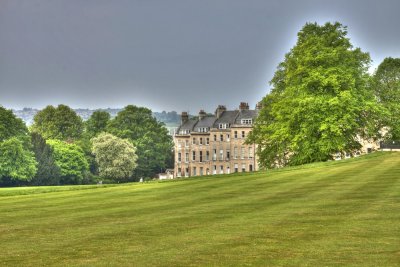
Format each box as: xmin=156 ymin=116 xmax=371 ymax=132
xmin=1 ymin=0 xmax=400 ymax=112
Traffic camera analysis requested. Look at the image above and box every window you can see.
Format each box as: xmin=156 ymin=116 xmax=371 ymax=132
xmin=242 ymin=131 xmax=245 ymax=138
xmin=192 ymin=151 xmax=196 ymax=161
xmin=241 ymin=119 xmax=252 ymax=125
xmin=227 ymin=166 xmax=230 ymax=174
xmin=213 ymin=165 xmax=217 ymax=175
xmin=234 ymin=131 xmax=238 ymax=138
xmin=227 ymin=134 xmax=230 ymax=141
xmin=185 ymin=140 xmax=189 ymax=147
xmin=226 ymin=150 xmax=230 ymax=160
xmin=200 ymin=138 xmax=203 ymax=145
xmin=220 ymin=165 xmax=224 ymax=174
xmin=234 ymin=147 xmax=238 ymax=159
xmin=185 ymin=153 xmax=189 ymax=163
xmin=242 ymin=164 xmax=246 ymax=172
xmin=177 ymin=141 xmax=181 ymax=148
xmin=193 ymin=167 xmax=197 ymax=176
xmin=206 ymin=151 xmax=210 ymax=161
xmin=220 ymin=134 xmax=223 ymax=141
xmin=192 ymin=138 xmax=196 ymax=145
xmin=185 ymin=167 xmax=189 ymax=177
xmin=178 ymin=153 xmax=182 ymax=162
xmin=200 ymin=167 xmax=204 ymax=176
xmin=249 ymin=164 xmax=253 ymax=171
xmin=199 ymin=151 xmax=203 ymax=162
xmin=219 ymin=123 xmax=229 ymax=129
xmin=234 ymin=163 xmax=238 ymax=173
xmin=241 ymin=147 xmax=245 ymax=159
xmin=198 ymin=127 xmax=208 ymax=132
xmin=179 ymin=129 xmax=190 ymax=134
xmin=213 ymin=135 xmax=217 ymax=141
xmin=249 ymin=147 xmax=253 ymax=159
xmin=219 ymin=149 xmax=224 ymax=160
xmin=206 ymin=138 xmax=209 ymax=145
xmin=213 ymin=149 xmax=217 ymax=160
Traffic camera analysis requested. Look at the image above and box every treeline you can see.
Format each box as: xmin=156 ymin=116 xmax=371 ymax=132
xmin=0 ymin=105 xmax=173 ymax=186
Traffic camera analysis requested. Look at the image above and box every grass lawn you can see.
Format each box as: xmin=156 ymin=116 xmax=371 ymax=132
xmin=1 ymin=152 xmax=399 ymax=266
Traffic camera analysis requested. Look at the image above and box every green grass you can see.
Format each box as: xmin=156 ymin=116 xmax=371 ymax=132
xmin=1 ymin=152 xmax=399 ymax=266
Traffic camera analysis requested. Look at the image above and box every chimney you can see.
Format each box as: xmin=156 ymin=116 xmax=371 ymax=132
xmin=256 ymin=101 xmax=263 ymax=110
xmin=215 ymin=105 xmax=226 ymax=119
xmin=239 ymin=102 xmax=249 ymax=110
xmin=181 ymin=112 xmax=189 ymax=125
xmin=198 ymin=110 xmax=206 ymax=120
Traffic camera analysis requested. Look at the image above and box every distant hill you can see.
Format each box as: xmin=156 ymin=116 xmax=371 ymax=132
xmin=12 ymin=108 xmax=182 ymax=129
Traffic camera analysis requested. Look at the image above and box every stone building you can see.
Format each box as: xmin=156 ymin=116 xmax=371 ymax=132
xmin=174 ymin=102 xmax=259 ymax=178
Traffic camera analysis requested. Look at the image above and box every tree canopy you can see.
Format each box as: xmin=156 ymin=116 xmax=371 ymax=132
xmin=47 ymin=140 xmax=89 ymax=184
xmin=31 ymin=105 xmax=84 ymax=141
xmin=373 ymin=57 xmax=400 ymax=140
xmin=85 ymin=110 xmax=111 ymax=138
xmin=0 ymin=106 xmax=29 ymax=142
xmin=248 ymin=22 xmax=382 ymax=168
xmin=91 ymin=133 xmax=138 ymax=181
xmin=107 ymin=105 xmax=173 ymax=179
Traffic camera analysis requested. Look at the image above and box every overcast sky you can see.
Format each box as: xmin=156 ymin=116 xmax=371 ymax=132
xmin=1 ymin=0 xmax=400 ymax=113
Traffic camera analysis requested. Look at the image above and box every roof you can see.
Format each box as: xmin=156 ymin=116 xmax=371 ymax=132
xmin=195 ymin=116 xmax=216 ymax=129
xmin=234 ymin=110 xmax=258 ymax=124
xmin=213 ymin=111 xmax=239 ymax=127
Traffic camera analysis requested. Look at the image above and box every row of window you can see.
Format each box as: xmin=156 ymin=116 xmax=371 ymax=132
xmin=177 ymin=163 xmax=254 ymax=177
xmin=177 ymin=147 xmax=254 ymax=162
xmin=177 ymin=131 xmax=248 ymax=147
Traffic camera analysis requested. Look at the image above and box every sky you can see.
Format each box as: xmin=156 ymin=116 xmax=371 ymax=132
xmin=1 ymin=0 xmax=400 ymax=113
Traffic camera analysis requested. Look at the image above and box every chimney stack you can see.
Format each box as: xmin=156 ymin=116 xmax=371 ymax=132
xmin=256 ymin=101 xmax=263 ymax=110
xmin=198 ymin=110 xmax=206 ymax=120
xmin=215 ymin=105 xmax=226 ymax=119
xmin=239 ymin=102 xmax=249 ymax=110
xmin=181 ymin=112 xmax=189 ymax=125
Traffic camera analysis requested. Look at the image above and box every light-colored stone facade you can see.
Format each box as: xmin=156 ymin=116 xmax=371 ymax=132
xmin=174 ymin=103 xmax=259 ymax=178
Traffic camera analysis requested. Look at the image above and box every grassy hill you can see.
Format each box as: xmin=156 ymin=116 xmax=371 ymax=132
xmin=1 ymin=152 xmax=399 ymax=266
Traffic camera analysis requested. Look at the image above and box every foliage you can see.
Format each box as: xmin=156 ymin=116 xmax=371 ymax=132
xmin=107 ymin=105 xmax=173 ymax=179
xmin=85 ymin=110 xmax=111 ymax=138
xmin=30 ymin=132 xmax=61 ymax=185
xmin=0 ymin=106 xmax=29 ymax=143
xmin=249 ymin=22 xmax=382 ymax=168
xmin=47 ymin=139 xmax=89 ymax=184
xmin=91 ymin=133 xmax=138 ymax=181
xmin=373 ymin=57 xmax=400 ymax=140
xmin=31 ymin=105 xmax=84 ymax=141
xmin=0 ymin=137 xmax=37 ymax=183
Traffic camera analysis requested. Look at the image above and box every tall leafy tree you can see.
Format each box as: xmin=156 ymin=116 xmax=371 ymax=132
xmin=0 ymin=106 xmax=29 ymax=142
xmin=373 ymin=57 xmax=400 ymax=140
xmin=47 ymin=140 xmax=89 ymax=184
xmin=85 ymin=110 xmax=111 ymax=138
xmin=30 ymin=133 xmax=61 ymax=185
xmin=92 ymin=133 xmax=138 ymax=182
xmin=31 ymin=105 xmax=84 ymax=141
xmin=248 ymin=22 xmax=383 ymax=168
xmin=0 ymin=137 xmax=37 ymax=185
xmin=107 ymin=105 xmax=173 ymax=179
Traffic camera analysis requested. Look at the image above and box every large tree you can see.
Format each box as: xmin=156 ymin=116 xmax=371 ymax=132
xmin=248 ymin=22 xmax=382 ymax=168
xmin=373 ymin=57 xmax=400 ymax=140
xmin=91 ymin=133 xmax=137 ymax=182
xmin=107 ymin=105 xmax=173 ymax=179
xmin=0 ymin=137 xmax=37 ymax=184
xmin=85 ymin=110 xmax=111 ymax=138
xmin=0 ymin=106 xmax=29 ymax=142
xmin=47 ymin=140 xmax=89 ymax=184
xmin=30 ymin=133 xmax=61 ymax=185
xmin=31 ymin=105 xmax=84 ymax=141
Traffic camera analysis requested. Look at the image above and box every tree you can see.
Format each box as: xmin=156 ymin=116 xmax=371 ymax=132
xmin=47 ymin=140 xmax=89 ymax=184
xmin=0 ymin=106 xmax=29 ymax=142
xmin=373 ymin=57 xmax=400 ymax=140
xmin=91 ymin=133 xmax=138 ymax=181
xmin=248 ymin=22 xmax=382 ymax=168
xmin=85 ymin=110 xmax=111 ymax=138
xmin=30 ymin=132 xmax=61 ymax=185
xmin=107 ymin=105 xmax=173 ymax=179
xmin=0 ymin=137 xmax=37 ymax=184
xmin=31 ymin=105 xmax=84 ymax=141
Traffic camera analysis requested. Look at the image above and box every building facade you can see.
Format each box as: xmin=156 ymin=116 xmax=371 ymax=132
xmin=174 ymin=102 xmax=259 ymax=178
